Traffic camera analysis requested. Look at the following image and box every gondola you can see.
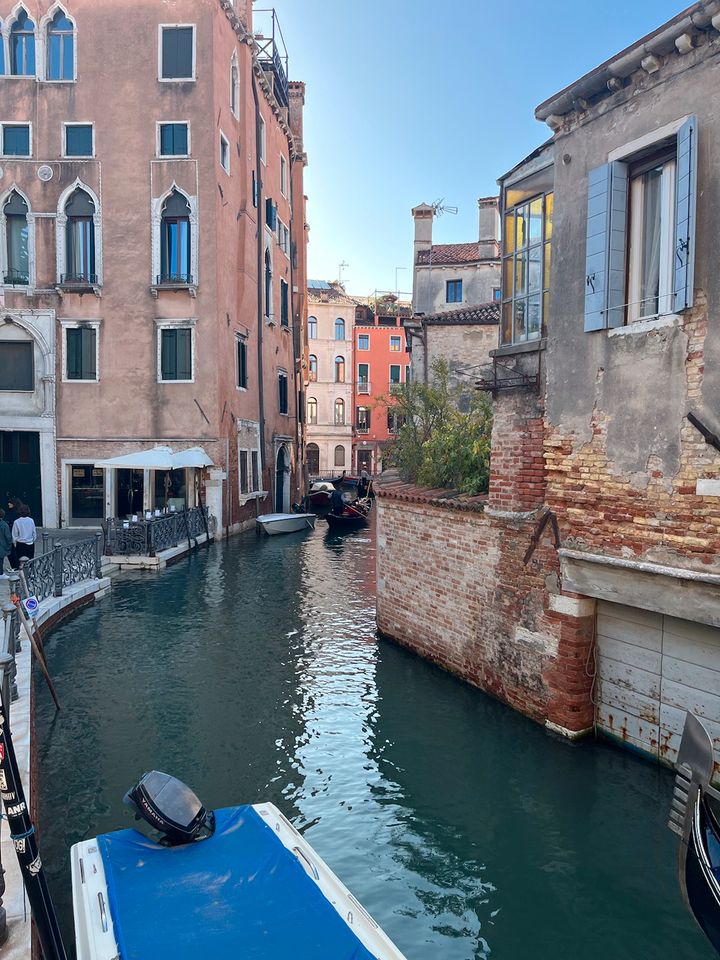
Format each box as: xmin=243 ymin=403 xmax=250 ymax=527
xmin=325 ymin=498 xmax=371 ymax=531
xmin=307 ymin=474 xmax=360 ymax=511
xmin=669 ymin=712 xmax=720 ymax=954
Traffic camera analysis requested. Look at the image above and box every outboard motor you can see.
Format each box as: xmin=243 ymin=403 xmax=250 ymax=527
xmin=123 ymin=771 xmax=215 ymax=846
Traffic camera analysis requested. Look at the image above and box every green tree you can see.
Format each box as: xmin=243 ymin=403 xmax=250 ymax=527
xmin=381 ymin=359 xmax=492 ymax=495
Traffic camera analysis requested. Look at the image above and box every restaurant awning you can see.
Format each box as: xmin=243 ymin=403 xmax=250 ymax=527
xmin=94 ymin=446 xmax=214 ymax=471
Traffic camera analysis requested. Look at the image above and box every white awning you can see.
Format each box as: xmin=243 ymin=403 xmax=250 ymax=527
xmin=94 ymin=446 xmax=214 ymax=471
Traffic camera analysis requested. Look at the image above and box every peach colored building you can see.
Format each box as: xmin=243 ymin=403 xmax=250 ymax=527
xmin=0 ymin=0 xmax=307 ymax=532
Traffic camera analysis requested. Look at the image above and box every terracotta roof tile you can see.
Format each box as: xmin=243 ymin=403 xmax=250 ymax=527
xmin=415 ymin=302 xmax=500 ymax=326
xmin=374 ymin=473 xmax=487 ymax=512
xmin=415 ymin=241 xmax=499 ymax=266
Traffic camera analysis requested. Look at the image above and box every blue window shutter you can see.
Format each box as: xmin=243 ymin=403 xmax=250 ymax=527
xmin=584 ymin=164 xmax=611 ymax=331
xmin=584 ymin=162 xmax=628 ymax=331
xmin=674 ymin=114 xmax=698 ymax=312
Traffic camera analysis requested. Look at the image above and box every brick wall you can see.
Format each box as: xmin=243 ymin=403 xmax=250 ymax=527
xmin=376 ymin=484 xmax=595 ymax=734
xmin=487 ymin=385 xmax=546 ymax=514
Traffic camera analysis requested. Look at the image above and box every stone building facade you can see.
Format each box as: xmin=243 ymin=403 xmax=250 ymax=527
xmin=0 ymin=0 xmax=307 ymax=532
xmin=378 ymin=2 xmax=720 ymax=775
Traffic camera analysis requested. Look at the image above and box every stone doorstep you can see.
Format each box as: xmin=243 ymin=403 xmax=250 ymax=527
xmin=0 ymin=575 xmax=111 ymax=960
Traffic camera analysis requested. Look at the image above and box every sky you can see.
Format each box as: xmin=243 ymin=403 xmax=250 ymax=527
xmin=269 ymin=0 xmax=685 ymax=297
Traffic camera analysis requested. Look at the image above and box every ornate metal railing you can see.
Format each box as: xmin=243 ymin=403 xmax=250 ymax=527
xmin=20 ymin=550 xmax=55 ymax=602
xmin=20 ymin=535 xmax=102 ymax=600
xmin=62 ymin=538 xmax=98 ymax=588
xmin=106 ymin=507 xmax=209 ymax=557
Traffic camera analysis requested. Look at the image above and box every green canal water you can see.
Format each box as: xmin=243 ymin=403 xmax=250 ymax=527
xmin=36 ymin=521 xmax=713 ymax=959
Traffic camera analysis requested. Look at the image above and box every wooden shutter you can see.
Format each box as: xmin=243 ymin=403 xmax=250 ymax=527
xmin=81 ymin=327 xmax=96 ymax=380
xmin=584 ymin=162 xmax=628 ymax=331
xmin=161 ymin=330 xmax=176 ymax=380
xmin=177 ymin=329 xmax=192 ymax=380
xmin=674 ymin=115 xmax=698 ymax=312
xmin=66 ymin=328 xmax=81 ymax=379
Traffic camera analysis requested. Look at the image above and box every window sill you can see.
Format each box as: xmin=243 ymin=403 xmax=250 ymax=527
xmin=236 ymin=385 xmax=248 ymax=392
xmin=62 ymin=378 xmax=99 ymax=384
xmin=607 ymin=314 xmax=680 ymax=338
xmin=490 ymin=337 xmax=546 ymax=359
xmin=265 ymin=316 xmax=276 ymax=327
xmin=157 ymin=379 xmax=194 ymax=385
xmin=151 ymin=282 xmax=197 ymax=299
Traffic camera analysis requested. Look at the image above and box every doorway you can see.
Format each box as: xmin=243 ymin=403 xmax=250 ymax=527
xmin=275 ymin=446 xmax=289 ymax=513
xmin=0 ymin=431 xmax=42 ymax=523
xmin=357 ymin=449 xmax=372 ymax=475
xmin=116 ymin=469 xmax=144 ymax=518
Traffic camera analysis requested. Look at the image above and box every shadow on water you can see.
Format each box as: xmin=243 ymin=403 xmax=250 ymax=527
xmin=35 ymin=519 xmax=713 ymax=959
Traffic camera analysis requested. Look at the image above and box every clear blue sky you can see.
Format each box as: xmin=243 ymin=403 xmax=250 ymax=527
xmin=271 ymin=0 xmax=684 ymax=297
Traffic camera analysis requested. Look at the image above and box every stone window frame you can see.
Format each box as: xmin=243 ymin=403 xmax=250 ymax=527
xmin=0 ymin=121 xmax=32 ymax=158
xmin=158 ymin=23 xmax=196 ymax=83
xmin=60 ymin=318 xmax=100 ymax=383
xmin=280 ymin=153 xmax=288 ymax=198
xmin=154 ymin=317 xmax=197 ymax=384
xmin=55 ymin=177 xmax=103 ymax=289
xmin=219 ymin=129 xmax=230 ymax=175
xmin=150 ymin=182 xmax=199 ymax=292
xmin=156 ymin=121 xmax=191 ymax=159
xmin=230 ymin=50 xmax=240 ymax=119
xmin=0 ymin=183 xmax=35 ymax=290
xmin=4 ymin=4 xmax=36 ymax=78
xmin=38 ymin=2 xmax=77 ymax=84
xmin=235 ymin=332 xmax=248 ymax=391
xmin=237 ymin=418 xmax=264 ymax=504
xmin=62 ymin=121 xmax=94 ymax=158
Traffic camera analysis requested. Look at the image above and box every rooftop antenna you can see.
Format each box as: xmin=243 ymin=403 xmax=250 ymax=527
xmin=431 ymin=198 xmax=458 ymax=217
xmin=338 ymin=260 xmax=349 ymax=285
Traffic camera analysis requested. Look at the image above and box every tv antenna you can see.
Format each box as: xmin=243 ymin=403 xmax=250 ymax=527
xmin=338 ymin=260 xmax=349 ymax=284
xmin=431 ymin=198 xmax=458 ymax=217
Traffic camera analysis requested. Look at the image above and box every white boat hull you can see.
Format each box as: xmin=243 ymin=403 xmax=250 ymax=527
xmin=256 ymin=513 xmax=316 ymax=535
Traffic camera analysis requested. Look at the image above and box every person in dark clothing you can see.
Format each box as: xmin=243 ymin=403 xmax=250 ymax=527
xmin=5 ymin=499 xmax=25 ymax=569
xmin=0 ymin=509 xmax=11 ymax=574
xmin=330 ymin=488 xmax=345 ymax=515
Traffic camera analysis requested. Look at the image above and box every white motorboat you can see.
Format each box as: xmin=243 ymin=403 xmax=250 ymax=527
xmin=256 ymin=512 xmax=316 ymax=535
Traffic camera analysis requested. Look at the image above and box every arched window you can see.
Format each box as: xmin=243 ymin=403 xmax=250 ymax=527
xmin=10 ymin=9 xmax=35 ymax=76
xmin=64 ymin=188 xmax=95 ymax=283
xmin=334 ymin=398 xmax=345 ymax=425
xmin=264 ymin=249 xmax=272 ymax=318
xmin=308 ymin=316 xmax=317 ymax=339
xmin=46 ymin=9 xmax=74 ymax=80
xmin=308 ymin=354 xmax=317 ymax=381
xmin=307 ymin=397 xmax=317 ymax=425
xmin=4 ymin=192 xmax=29 ymax=285
xmin=160 ymin=190 xmax=191 ymax=284
xmin=334 ymin=317 xmax=345 ymax=340
xmin=334 ymin=445 xmax=345 ymax=468
xmin=334 ymin=356 xmax=345 ymax=383
xmin=230 ymin=53 xmax=239 ymax=117
xmin=306 ymin=443 xmax=319 ymax=476
xmin=0 ymin=23 xmax=5 ymax=75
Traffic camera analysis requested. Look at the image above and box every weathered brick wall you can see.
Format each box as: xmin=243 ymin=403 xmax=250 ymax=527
xmin=487 ymin=388 xmax=546 ymax=514
xmin=376 ymin=485 xmax=595 ymax=733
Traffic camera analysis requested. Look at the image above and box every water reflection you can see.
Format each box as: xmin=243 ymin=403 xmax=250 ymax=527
xmin=36 ymin=521 xmax=713 ymax=959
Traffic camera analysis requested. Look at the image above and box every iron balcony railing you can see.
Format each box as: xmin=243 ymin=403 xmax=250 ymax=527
xmin=156 ymin=273 xmax=194 ymax=286
xmin=356 ymin=425 xmax=370 ymax=435
xmin=3 ymin=269 xmax=28 ymax=285
xmin=254 ymin=9 xmax=289 ymax=109
xmin=357 ymin=381 xmax=371 ymax=394
xmin=60 ymin=272 xmax=98 ymax=286
xmin=105 ymin=506 xmax=209 ymax=557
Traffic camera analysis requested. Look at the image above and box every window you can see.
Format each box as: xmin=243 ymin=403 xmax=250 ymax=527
xmin=230 ymin=53 xmax=239 ymax=118
xmin=265 ymin=198 xmax=277 ymax=230
xmin=159 ymin=328 xmax=192 ymax=381
xmin=160 ymin=25 xmax=195 ymax=80
xmin=280 ymin=155 xmax=288 ymax=197
xmin=0 ymin=341 xmax=33 ymax=391
xmin=280 ymin=279 xmax=289 ymax=326
xmin=160 ymin=190 xmax=191 ymax=284
xmin=334 ymin=398 xmax=345 ymax=425
xmin=501 ymin=193 xmax=552 ymax=344
xmin=264 ymin=249 xmax=272 ymax=318
xmin=405 ymin=365 xmax=411 ymax=383
xmin=159 ymin=122 xmax=189 ymax=157
xmin=64 ymin=124 xmax=93 ymax=157
xmin=252 ymin=170 xmax=258 ymax=208
xmin=357 ymin=362 xmax=369 ymax=393
xmin=66 ymin=326 xmax=97 ymax=381
xmin=278 ymin=370 xmax=288 ymax=414
xmin=278 ymin=221 xmax=290 ymax=256
xmin=334 ymin=445 xmax=345 ymax=468
xmin=334 ymin=356 xmax=345 ymax=383
xmin=308 ymin=316 xmax=317 ymax=339
xmin=220 ymin=132 xmax=230 ymax=173
xmin=259 ymin=116 xmax=266 ymax=163
xmin=64 ymin=188 xmax=96 ymax=284
xmin=4 ymin=191 xmax=29 ymax=285
xmin=251 ymin=451 xmax=259 ymax=491
xmin=389 ymin=364 xmax=401 ymax=385
xmin=446 ymin=279 xmax=462 ymax=303
xmin=237 ymin=336 xmax=247 ymax=389
xmin=307 ymin=397 xmax=317 ymax=425
xmin=334 ymin=317 xmax=345 ymax=340
xmin=46 ymin=10 xmax=74 ymax=81
xmin=239 ymin=450 xmax=250 ymax=495
xmin=308 ymin=355 xmax=317 ymax=381
xmin=306 ymin=443 xmax=320 ymax=475
xmin=2 ymin=125 xmax=31 ymax=157
xmin=358 ymin=334 xmax=369 ymax=350
xmin=387 ymin=410 xmax=405 ymax=434
xmin=0 ymin=22 xmax=4 ymax=75
xmin=390 ymin=335 xmax=401 ymax=352
xmin=10 ymin=10 xmax=35 ymax=76
xmin=356 ymin=406 xmax=370 ymax=432
xmin=583 ymin=116 xmax=697 ymax=331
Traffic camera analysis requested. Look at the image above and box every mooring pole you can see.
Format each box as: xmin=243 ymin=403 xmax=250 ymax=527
xmin=0 ymin=661 xmax=67 ymax=959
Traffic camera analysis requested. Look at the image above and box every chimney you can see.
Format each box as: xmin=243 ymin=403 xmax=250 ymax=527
xmin=411 ymin=203 xmax=434 ymax=253
xmin=478 ymin=196 xmax=500 ymax=243
xmin=288 ymin=81 xmax=306 ymax=151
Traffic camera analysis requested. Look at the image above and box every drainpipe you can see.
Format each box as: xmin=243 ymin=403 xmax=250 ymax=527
xmin=289 ymin=154 xmax=302 ymax=502
xmin=251 ymin=68 xmax=267 ymax=483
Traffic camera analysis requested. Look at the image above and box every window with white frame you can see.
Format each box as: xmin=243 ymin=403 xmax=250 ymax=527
xmin=10 ymin=9 xmax=35 ymax=77
xmin=159 ymin=25 xmax=195 ymax=80
xmin=3 ymin=190 xmax=30 ymax=286
xmin=259 ymin=116 xmax=266 ymax=164
xmin=64 ymin=123 xmax=93 ymax=157
xmin=280 ymin=154 xmax=288 ymax=197
xmin=46 ymin=9 xmax=75 ymax=81
xmin=334 ymin=398 xmax=345 ymax=425
xmin=236 ymin=335 xmax=247 ymax=389
xmin=390 ymin=335 xmax=401 ymax=352
xmin=278 ymin=369 xmax=288 ymax=414
xmin=278 ymin=220 xmax=290 ymax=257
xmin=157 ymin=323 xmax=194 ymax=382
xmin=237 ymin=419 xmax=262 ymax=500
xmin=280 ymin=278 xmax=289 ymax=326
xmin=307 ymin=396 xmax=317 ymax=425
xmin=220 ymin=131 xmax=230 ymax=173
xmin=2 ymin=124 xmax=31 ymax=157
xmin=62 ymin=187 xmax=97 ymax=284
xmin=308 ymin=316 xmax=317 ymax=339
xmin=63 ymin=322 xmax=98 ymax=381
xmin=158 ymin=122 xmax=189 ymax=157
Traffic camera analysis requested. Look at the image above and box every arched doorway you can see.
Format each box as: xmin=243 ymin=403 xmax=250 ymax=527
xmin=275 ymin=445 xmax=289 ymax=513
xmin=306 ymin=443 xmax=319 ymax=476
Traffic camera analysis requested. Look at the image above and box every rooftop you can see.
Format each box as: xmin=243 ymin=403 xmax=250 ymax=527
xmin=413 ymin=302 xmax=500 ymax=326
xmin=307 ymin=280 xmax=360 ymax=306
xmin=416 ymin=241 xmax=500 ymax=267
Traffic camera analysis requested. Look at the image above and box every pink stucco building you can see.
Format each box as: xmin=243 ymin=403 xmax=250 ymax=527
xmin=0 ymin=0 xmax=308 ymax=533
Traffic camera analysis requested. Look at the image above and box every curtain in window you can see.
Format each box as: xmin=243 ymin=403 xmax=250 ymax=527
xmin=640 ymin=168 xmax=662 ymax=319
xmin=160 ymin=191 xmax=191 ymax=283
xmin=10 ymin=10 xmax=35 ymax=76
xmin=65 ymin=189 xmax=95 ymax=282
xmin=4 ymin=192 xmax=29 ymax=283
xmin=47 ymin=10 xmax=73 ymax=80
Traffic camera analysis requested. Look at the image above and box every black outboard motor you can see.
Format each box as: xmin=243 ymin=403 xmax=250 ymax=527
xmin=123 ymin=771 xmax=216 ymax=846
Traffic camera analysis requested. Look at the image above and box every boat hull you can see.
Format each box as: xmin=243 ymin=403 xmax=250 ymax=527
xmin=256 ymin=513 xmax=316 ymax=535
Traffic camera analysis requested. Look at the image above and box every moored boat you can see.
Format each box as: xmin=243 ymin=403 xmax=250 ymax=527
xmin=668 ymin=712 xmax=720 ymax=954
xmin=325 ymin=499 xmax=371 ymax=531
xmin=256 ymin=512 xmax=316 ymax=535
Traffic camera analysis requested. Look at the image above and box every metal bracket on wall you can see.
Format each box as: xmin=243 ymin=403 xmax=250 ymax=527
xmin=523 ymin=509 xmax=561 ymax=566
xmin=475 ymin=354 xmax=541 ymax=398
xmin=687 ymin=412 xmax=720 ymax=454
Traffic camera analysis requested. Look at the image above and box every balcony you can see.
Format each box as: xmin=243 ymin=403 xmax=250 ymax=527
xmin=253 ymin=9 xmax=289 ymax=109
xmin=357 ymin=381 xmax=371 ymax=395
xmin=388 ymin=380 xmax=404 ymax=392
xmin=3 ymin=269 xmax=28 ymax=286
xmin=356 ymin=425 xmax=369 ymax=435
xmin=57 ymin=272 xmax=100 ymax=296
xmin=151 ymin=273 xmax=197 ymax=298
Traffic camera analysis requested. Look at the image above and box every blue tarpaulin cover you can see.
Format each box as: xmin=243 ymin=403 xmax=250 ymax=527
xmin=97 ymin=805 xmax=379 ymax=960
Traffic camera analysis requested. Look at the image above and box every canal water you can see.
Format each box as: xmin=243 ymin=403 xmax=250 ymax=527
xmin=36 ymin=521 xmax=713 ymax=959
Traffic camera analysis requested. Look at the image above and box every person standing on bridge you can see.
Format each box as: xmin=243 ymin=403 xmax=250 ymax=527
xmin=11 ymin=505 xmax=36 ymax=566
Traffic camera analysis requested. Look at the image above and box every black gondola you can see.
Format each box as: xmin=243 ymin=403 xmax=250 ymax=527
xmin=325 ymin=499 xmax=371 ymax=531
xmin=669 ymin=712 xmax=720 ymax=954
